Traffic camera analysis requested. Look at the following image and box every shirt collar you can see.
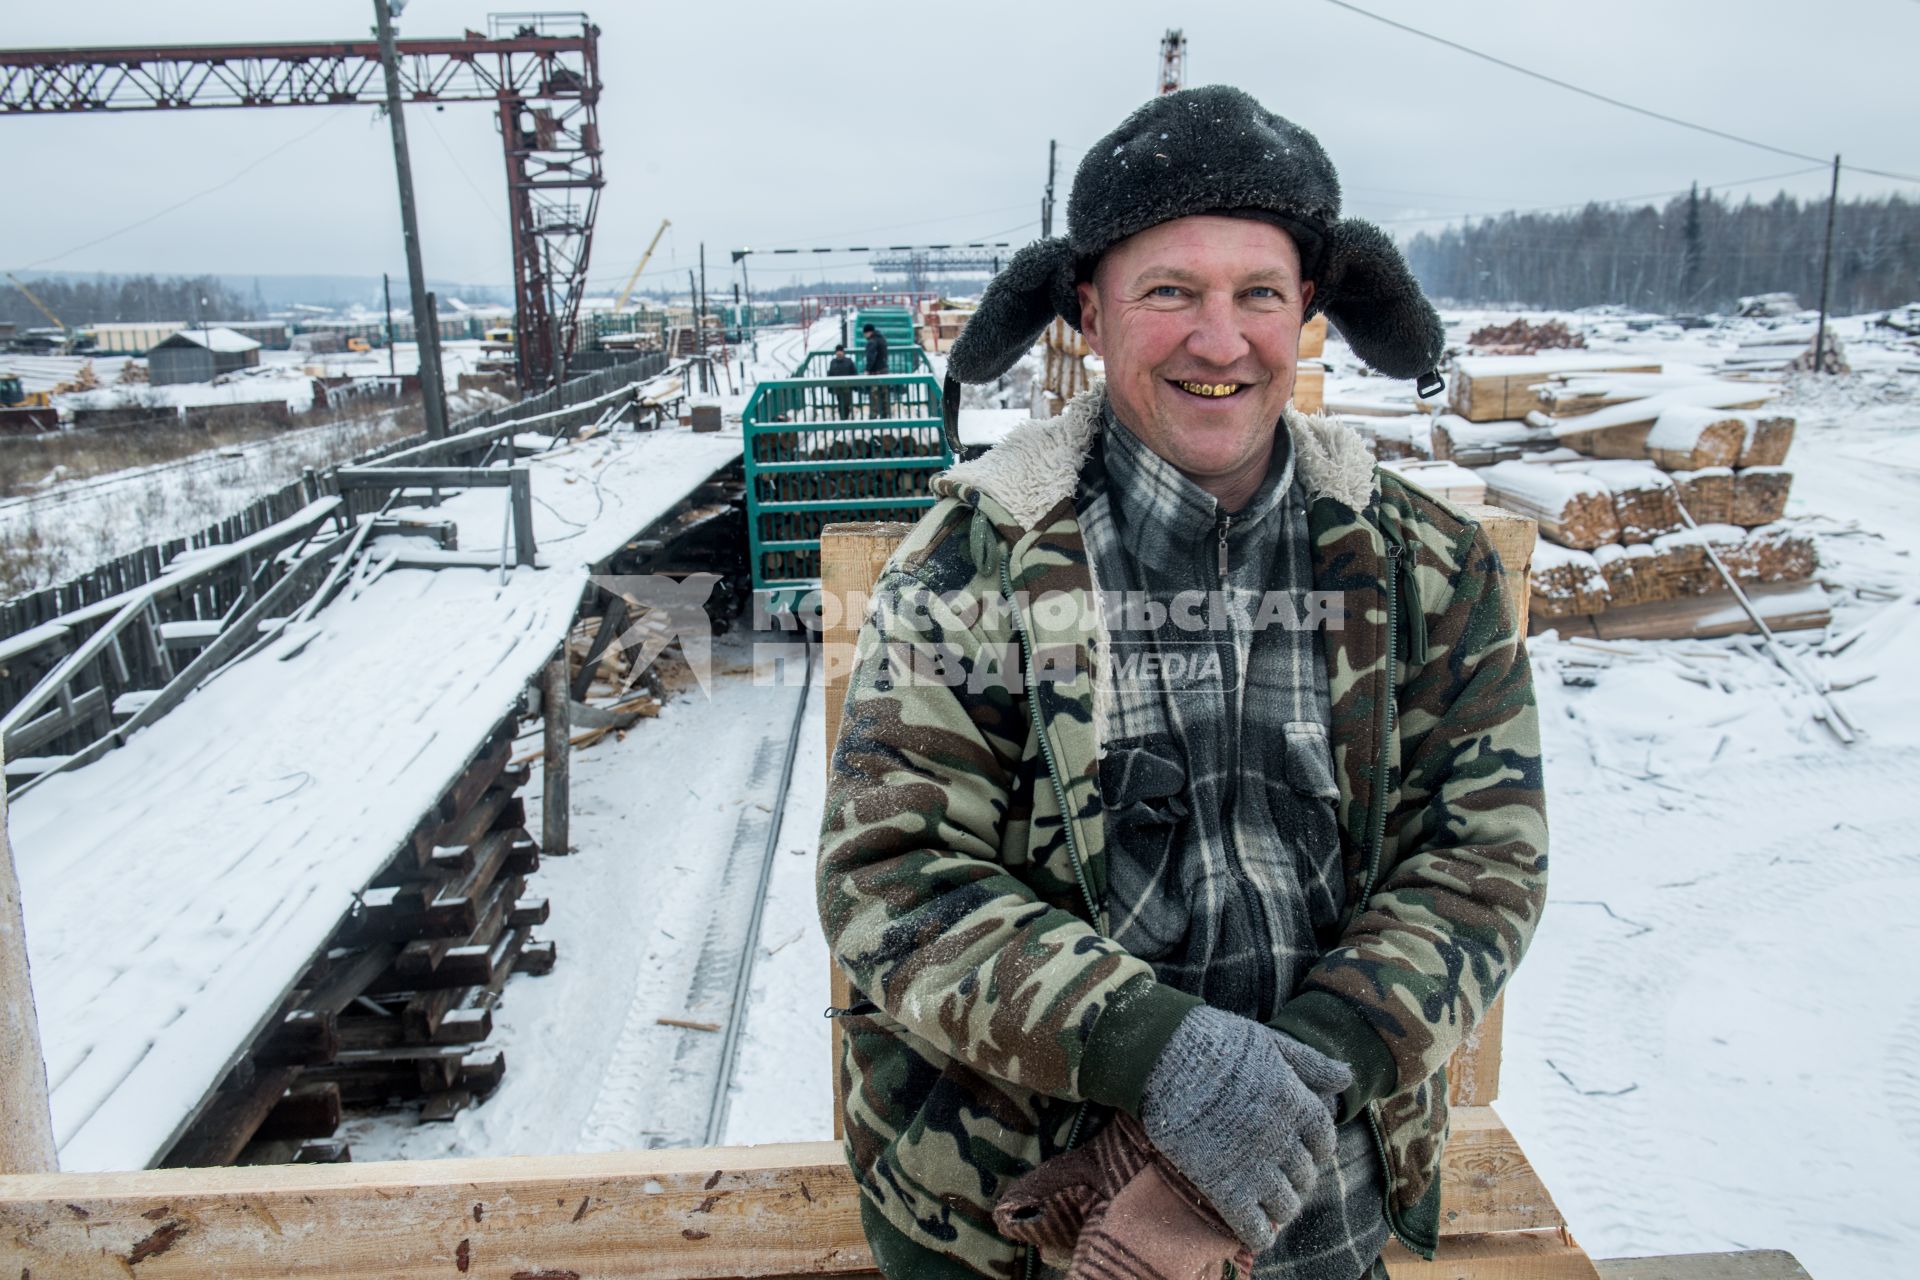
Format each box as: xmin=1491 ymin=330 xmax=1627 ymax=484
xmin=1101 ymin=403 xmax=1296 ymax=568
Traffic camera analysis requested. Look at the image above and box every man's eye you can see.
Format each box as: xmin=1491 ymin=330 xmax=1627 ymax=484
xmin=1150 ymin=285 xmax=1183 ymax=298
xmin=1246 ymin=286 xmax=1280 ymax=299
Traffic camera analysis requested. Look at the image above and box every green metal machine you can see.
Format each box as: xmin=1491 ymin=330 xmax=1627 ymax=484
xmin=740 ymin=369 xmax=951 ymax=613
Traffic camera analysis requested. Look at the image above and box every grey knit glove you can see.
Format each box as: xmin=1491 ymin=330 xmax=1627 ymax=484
xmin=1137 ymin=1005 xmax=1353 ymax=1254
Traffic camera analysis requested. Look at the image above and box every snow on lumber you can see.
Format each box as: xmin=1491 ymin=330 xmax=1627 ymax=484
xmin=1431 ymin=415 xmax=1557 ymax=466
xmin=1737 ymin=412 xmax=1796 ymax=466
xmin=1448 ymin=353 xmax=1662 ymax=422
xmin=6 ymin=426 xmax=740 ymax=1172
xmin=1535 ymin=382 xmax=1779 ymax=459
xmin=1646 ymin=407 xmax=1749 ymax=470
xmin=1341 ymin=415 xmax=1431 ymax=461
xmin=1529 ymin=542 xmax=1609 ymax=618
xmin=1379 ymin=458 xmax=1486 ymax=503
xmin=1552 ymin=459 xmax=1683 ymax=543
xmin=1478 ymin=461 xmax=1619 ymax=549
xmin=1527 ymin=523 xmax=1818 ymax=621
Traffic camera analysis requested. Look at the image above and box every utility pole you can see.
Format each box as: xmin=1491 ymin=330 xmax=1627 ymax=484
xmin=1812 ymin=153 xmax=1841 ymax=375
xmin=373 ymin=0 xmax=448 ymax=438
xmin=1042 ymin=139 xmax=1057 ymax=239
xmin=699 ymin=241 xmax=709 ymax=354
xmin=383 ymin=272 xmax=396 ymax=378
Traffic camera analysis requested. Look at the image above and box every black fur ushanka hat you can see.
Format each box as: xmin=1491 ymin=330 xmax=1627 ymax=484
xmin=948 ymin=85 xmax=1445 ymax=397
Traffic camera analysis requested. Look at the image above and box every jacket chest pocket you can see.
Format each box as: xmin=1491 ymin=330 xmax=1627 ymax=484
xmin=1098 ymin=735 xmax=1189 ymax=954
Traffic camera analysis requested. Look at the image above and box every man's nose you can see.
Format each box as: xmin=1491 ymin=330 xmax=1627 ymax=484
xmin=1184 ymin=293 xmax=1250 ymax=368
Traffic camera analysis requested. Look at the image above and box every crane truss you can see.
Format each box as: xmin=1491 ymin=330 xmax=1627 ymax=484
xmin=0 ymin=12 xmax=604 ymax=389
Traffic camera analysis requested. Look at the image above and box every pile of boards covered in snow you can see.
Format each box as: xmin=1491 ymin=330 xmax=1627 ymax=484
xmin=1430 ymin=354 xmax=1825 ymax=640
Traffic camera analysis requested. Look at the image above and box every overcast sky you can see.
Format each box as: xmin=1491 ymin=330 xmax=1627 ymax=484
xmin=4 ymin=0 xmax=1914 ymax=296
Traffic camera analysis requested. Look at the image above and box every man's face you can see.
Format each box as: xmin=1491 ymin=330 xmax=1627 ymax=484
xmin=1077 ymin=215 xmax=1315 ymax=497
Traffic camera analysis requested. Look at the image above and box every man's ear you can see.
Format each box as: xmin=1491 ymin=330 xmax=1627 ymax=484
xmin=1077 ymin=280 xmax=1104 ymax=358
xmin=1299 ymin=279 xmax=1316 ymax=316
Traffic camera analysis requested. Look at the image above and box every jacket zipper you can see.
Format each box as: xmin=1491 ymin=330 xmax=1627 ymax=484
xmin=1211 ymin=508 xmax=1277 ymax=1018
xmin=1361 ymin=536 xmax=1425 ymax=1258
xmin=1003 ymin=555 xmax=1099 ymax=1280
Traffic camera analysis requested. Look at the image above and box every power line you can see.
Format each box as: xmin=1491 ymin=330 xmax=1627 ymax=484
xmin=13 ymin=106 xmax=351 ymax=272
xmin=1380 ymin=165 xmax=1831 ymax=227
xmin=1318 ymin=0 xmax=1920 ymax=186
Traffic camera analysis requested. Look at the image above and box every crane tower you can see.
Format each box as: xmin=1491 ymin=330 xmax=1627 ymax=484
xmin=1157 ymin=28 xmax=1187 ymax=95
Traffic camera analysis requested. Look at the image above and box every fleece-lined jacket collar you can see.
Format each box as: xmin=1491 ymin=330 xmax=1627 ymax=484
xmin=935 ymin=379 xmax=1378 ymax=531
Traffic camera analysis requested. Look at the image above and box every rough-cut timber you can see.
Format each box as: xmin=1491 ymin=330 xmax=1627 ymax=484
xmin=1431 ymin=415 xmax=1557 ymax=466
xmin=1448 ymin=353 xmax=1661 ymax=422
xmin=1298 ymin=312 xmax=1328 ymax=360
xmin=1731 ymin=468 xmax=1793 ymax=526
xmin=0 ymin=772 xmax=56 ymax=1175
xmin=1479 ymin=461 xmax=1620 ymax=549
xmin=1530 ymin=544 xmax=1610 ymax=618
xmin=1593 ymin=543 xmax=1656 ymax=608
xmin=1670 ymin=468 xmax=1734 ymax=525
xmin=1595 ymin=1253 xmax=1813 ymax=1280
xmin=1554 ymin=460 xmax=1684 ymax=543
xmin=1535 ymin=580 xmax=1830 ymax=641
xmin=1736 ymin=413 xmax=1796 ymax=467
xmin=1646 ymin=407 xmax=1749 ymax=471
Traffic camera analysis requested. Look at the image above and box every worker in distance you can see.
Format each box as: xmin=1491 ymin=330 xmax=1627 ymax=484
xmin=819 ymin=84 xmax=1547 ymax=1280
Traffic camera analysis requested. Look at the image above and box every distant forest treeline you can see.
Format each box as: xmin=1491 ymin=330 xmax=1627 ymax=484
xmin=1 ymin=274 xmax=257 ymax=329
xmin=1405 ymin=190 xmax=1919 ymax=314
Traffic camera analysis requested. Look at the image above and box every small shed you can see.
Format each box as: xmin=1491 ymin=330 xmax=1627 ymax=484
xmin=147 ymin=327 xmax=262 ymax=385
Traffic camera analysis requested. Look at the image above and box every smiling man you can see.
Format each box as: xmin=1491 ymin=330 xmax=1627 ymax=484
xmin=818 ymin=86 xmax=1548 ymax=1280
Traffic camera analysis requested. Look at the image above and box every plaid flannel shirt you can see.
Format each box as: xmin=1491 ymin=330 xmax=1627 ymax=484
xmin=1076 ymin=409 xmax=1389 ymax=1280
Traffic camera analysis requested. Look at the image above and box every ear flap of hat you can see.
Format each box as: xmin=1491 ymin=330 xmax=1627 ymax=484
xmin=948 ymin=237 xmax=1077 ymax=384
xmin=1315 ymin=218 xmax=1446 ymax=383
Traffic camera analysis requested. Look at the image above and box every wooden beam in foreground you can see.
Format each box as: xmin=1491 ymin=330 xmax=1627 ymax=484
xmin=0 ymin=767 xmax=56 ymax=1174
xmin=0 ymin=1109 xmax=1571 ymax=1278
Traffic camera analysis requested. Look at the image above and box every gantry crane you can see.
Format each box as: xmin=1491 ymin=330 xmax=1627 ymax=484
xmin=0 ymin=13 xmax=604 ymax=389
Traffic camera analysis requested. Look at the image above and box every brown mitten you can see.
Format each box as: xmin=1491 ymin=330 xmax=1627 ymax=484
xmin=995 ymin=1112 xmax=1255 ymax=1280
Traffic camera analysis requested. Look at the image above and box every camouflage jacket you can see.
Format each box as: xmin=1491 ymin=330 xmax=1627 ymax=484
xmin=817 ymin=383 xmax=1548 ymax=1279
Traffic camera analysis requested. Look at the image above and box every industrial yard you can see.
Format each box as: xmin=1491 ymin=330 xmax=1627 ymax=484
xmin=1 ymin=5 xmax=1915 ymax=1280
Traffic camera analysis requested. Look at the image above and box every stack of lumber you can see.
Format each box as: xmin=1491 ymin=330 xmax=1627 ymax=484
xmin=1340 ymin=414 xmax=1430 ymax=460
xmin=917 ymin=303 xmax=974 ymax=353
xmin=1454 ymin=353 xmax=1821 ymax=641
xmin=159 ymin=721 xmax=556 ymax=1167
xmin=1477 ymin=462 xmax=1620 ymax=549
xmin=1447 ymin=353 xmax=1662 ymax=422
xmin=1293 ymin=313 xmax=1327 ymax=413
xmin=1379 ymin=458 xmax=1485 ymax=504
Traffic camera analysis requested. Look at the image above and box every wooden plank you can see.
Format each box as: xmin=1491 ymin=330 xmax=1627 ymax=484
xmin=1534 ymin=581 xmax=1831 ymax=643
xmin=0 ymin=768 xmax=57 ymax=1174
xmin=1595 ymin=1253 xmax=1812 ymax=1280
xmin=1435 ymin=1105 xmax=1562 ymax=1235
xmin=2 ymin=684 xmax=107 ymax=758
xmin=0 ymin=1112 xmax=1594 ymax=1280
xmin=542 ymin=653 xmax=571 ymax=855
xmin=0 ymin=1142 xmax=871 ymax=1280
xmin=818 ymin=523 xmax=916 ymax=1141
xmin=1447 ymin=505 xmax=1532 ymax=1106
xmin=334 ymin=465 xmax=517 ymax=490
xmin=160 ymin=1066 xmax=301 ymax=1169
xmin=1386 ymin=1230 xmax=1601 ymax=1279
